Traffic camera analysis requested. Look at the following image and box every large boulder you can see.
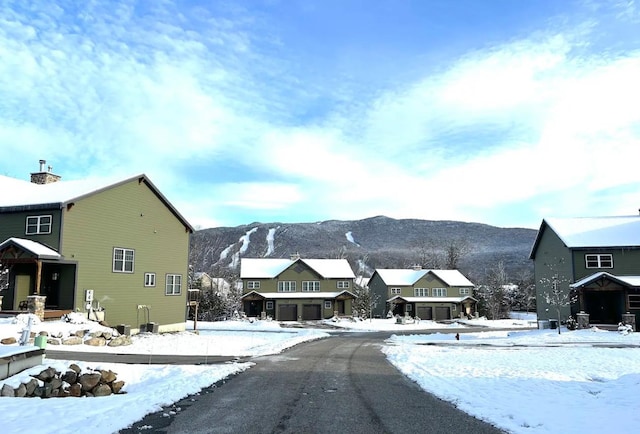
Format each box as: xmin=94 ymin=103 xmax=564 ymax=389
xmin=78 ymin=372 xmax=102 ymax=392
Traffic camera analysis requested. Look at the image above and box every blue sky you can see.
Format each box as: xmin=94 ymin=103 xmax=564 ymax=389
xmin=1 ymin=0 xmax=639 ymax=230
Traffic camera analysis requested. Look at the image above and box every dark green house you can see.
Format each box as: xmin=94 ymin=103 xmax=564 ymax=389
xmin=530 ymin=216 xmax=640 ymax=327
xmin=0 ymin=164 xmax=193 ymax=332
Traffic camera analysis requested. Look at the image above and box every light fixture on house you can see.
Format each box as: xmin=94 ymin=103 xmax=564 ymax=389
xmin=52 ymin=273 xmax=59 ymax=281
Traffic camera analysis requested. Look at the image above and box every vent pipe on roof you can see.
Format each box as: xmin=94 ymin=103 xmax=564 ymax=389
xmin=31 ymin=160 xmax=62 ymax=184
xmin=39 ymin=159 xmax=46 ymax=172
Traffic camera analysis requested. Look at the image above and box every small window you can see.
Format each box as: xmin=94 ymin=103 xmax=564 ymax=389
xmin=26 ymin=215 xmax=52 ymax=235
xmin=433 ymin=288 xmax=447 ymax=297
xmin=406 ymin=304 xmax=412 ymax=311
xmin=585 ymin=254 xmax=613 ymax=269
xmin=144 ymin=273 xmax=156 ymax=287
xmin=337 ymin=281 xmax=350 ymax=289
xmin=166 ymin=274 xmax=182 ymax=295
xmin=452 ymin=304 xmax=457 ymax=311
xmin=459 ymin=288 xmax=470 ymax=295
xmin=113 ymin=248 xmax=134 ymax=273
xmin=391 ymin=287 xmax=401 ymax=295
xmin=278 ymin=281 xmax=296 ymax=292
xmin=302 ymin=281 xmax=320 ymax=291
xmin=629 ymin=295 xmax=640 ymax=309
xmin=266 ymin=301 xmax=274 ymax=310
xmin=324 ymin=300 xmax=332 ymax=309
xmin=414 ymin=288 xmax=428 ymax=297
xmin=247 ymin=281 xmax=260 ymax=290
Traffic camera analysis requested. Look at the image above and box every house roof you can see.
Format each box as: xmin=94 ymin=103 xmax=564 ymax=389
xmin=374 ymin=269 xmax=474 ymax=287
xmin=387 ymin=295 xmax=477 ymax=304
xmin=0 ymin=237 xmax=61 ymax=260
xmin=240 ymin=258 xmax=356 ymax=279
xmin=570 ymin=272 xmax=640 ymax=288
xmin=241 ymin=290 xmax=356 ymax=300
xmin=0 ymin=174 xmax=194 ymax=232
xmin=530 ymin=216 xmax=640 ymax=258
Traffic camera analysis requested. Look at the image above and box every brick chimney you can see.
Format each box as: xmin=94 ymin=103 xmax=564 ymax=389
xmin=30 ymin=159 xmax=61 ymax=184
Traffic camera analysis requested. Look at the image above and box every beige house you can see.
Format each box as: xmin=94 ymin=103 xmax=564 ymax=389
xmin=0 ymin=162 xmax=193 ymax=332
xmin=368 ymin=268 xmax=477 ymax=320
xmin=240 ymin=257 xmax=356 ymax=321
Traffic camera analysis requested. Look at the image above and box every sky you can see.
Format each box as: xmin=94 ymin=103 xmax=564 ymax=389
xmin=1 ymin=0 xmax=639 ymax=230
xmin=1 ymin=313 xmax=639 ymax=433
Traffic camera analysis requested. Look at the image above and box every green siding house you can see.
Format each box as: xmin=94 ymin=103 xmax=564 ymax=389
xmin=240 ymin=257 xmax=356 ymax=321
xmin=530 ymin=216 xmax=640 ymax=328
xmin=368 ymin=268 xmax=476 ymax=320
xmin=0 ymin=164 xmax=193 ymax=332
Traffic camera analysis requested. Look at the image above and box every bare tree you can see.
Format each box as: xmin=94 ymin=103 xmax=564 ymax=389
xmin=443 ymin=238 xmax=471 ymax=269
xmin=477 ymin=261 xmax=510 ymax=319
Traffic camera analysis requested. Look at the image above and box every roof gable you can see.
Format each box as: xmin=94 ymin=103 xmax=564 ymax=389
xmin=0 ymin=174 xmax=193 ymax=233
xmin=530 ymin=216 xmax=640 ymax=258
xmin=0 ymin=237 xmax=61 ymax=260
xmin=374 ymin=269 xmax=474 ymax=287
xmin=240 ymin=258 xmax=355 ymax=279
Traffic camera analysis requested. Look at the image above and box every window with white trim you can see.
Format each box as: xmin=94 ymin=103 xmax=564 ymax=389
xmin=337 ymin=281 xmax=350 ymax=289
xmin=406 ymin=304 xmax=412 ymax=311
xmin=414 ymin=288 xmax=428 ymax=297
xmin=246 ymin=281 xmax=260 ymax=290
xmin=459 ymin=288 xmax=470 ymax=295
xmin=144 ymin=273 xmax=156 ymax=287
xmin=391 ymin=287 xmax=401 ymax=295
xmin=266 ymin=301 xmax=274 ymax=310
xmin=26 ymin=215 xmax=52 ymax=235
xmin=302 ymin=281 xmax=320 ymax=291
xmin=324 ymin=300 xmax=332 ymax=309
xmin=278 ymin=281 xmax=296 ymax=292
xmin=113 ymin=248 xmax=134 ymax=273
xmin=432 ymin=288 xmax=447 ymax=297
xmin=166 ymin=274 xmax=182 ymax=295
xmin=585 ymin=254 xmax=613 ymax=269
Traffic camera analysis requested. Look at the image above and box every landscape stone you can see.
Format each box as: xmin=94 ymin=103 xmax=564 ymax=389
xmin=14 ymin=383 xmax=27 ymax=397
xmin=92 ymin=384 xmax=113 ymax=397
xmin=62 ymin=336 xmax=83 ymax=345
xmin=100 ymin=369 xmax=117 ymax=383
xmin=1 ymin=384 xmax=15 ymax=397
xmin=69 ymin=363 xmax=82 ymax=374
xmin=112 ymin=380 xmax=125 ymax=394
xmin=79 ymin=372 xmax=102 ymax=391
xmin=84 ymin=337 xmax=107 ymax=346
xmin=1 ymin=336 xmax=17 ymax=345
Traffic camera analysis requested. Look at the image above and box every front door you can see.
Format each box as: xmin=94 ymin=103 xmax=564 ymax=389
xmin=585 ymin=290 xmax=624 ymax=324
xmin=14 ymin=274 xmax=31 ymax=310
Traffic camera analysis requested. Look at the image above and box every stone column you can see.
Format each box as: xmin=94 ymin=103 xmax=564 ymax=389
xmin=0 ymin=295 xmax=3 ymax=310
xmin=27 ymin=295 xmax=46 ymax=321
xmin=577 ymin=311 xmax=590 ymax=329
xmin=621 ymin=312 xmax=636 ymax=331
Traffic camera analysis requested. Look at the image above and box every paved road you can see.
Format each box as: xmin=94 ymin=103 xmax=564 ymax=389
xmin=120 ymin=333 xmax=505 ymax=434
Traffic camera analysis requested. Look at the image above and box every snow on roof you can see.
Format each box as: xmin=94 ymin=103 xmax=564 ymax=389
xmin=0 ymin=237 xmax=61 ymax=259
xmin=0 ymin=173 xmax=142 ymax=208
xmin=375 ymin=269 xmax=474 ymax=286
xmin=387 ymin=295 xmax=476 ymax=303
xmin=543 ymin=216 xmax=640 ymax=248
xmin=242 ymin=290 xmax=355 ymax=300
xmin=570 ymin=272 xmax=640 ymax=288
xmin=240 ymin=258 xmax=355 ymax=279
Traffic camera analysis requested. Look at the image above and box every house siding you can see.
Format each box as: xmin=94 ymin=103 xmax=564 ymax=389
xmin=0 ymin=209 xmax=62 ymax=249
xmin=60 ymin=178 xmax=189 ymax=331
xmin=533 ymin=226 xmax=574 ymax=321
xmin=572 ymin=248 xmax=640 ymax=279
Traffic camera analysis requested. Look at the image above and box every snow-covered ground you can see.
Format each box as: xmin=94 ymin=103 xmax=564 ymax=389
xmin=1 ymin=313 xmax=639 ymax=434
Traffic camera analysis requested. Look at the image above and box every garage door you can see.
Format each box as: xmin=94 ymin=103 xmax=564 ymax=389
xmin=417 ymin=306 xmax=433 ymax=320
xmin=302 ymin=304 xmax=321 ymax=320
xmin=279 ymin=304 xmax=298 ymax=321
xmin=435 ymin=306 xmax=451 ymax=321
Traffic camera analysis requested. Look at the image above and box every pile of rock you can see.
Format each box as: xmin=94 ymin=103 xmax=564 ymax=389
xmin=0 ymin=364 xmax=126 ymax=398
xmin=43 ymin=329 xmax=133 ymax=347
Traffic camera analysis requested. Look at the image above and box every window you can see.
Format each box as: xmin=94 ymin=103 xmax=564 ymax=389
xmin=144 ymin=273 xmax=156 ymax=287
xmin=324 ymin=300 xmax=332 ymax=309
xmin=391 ymin=287 xmax=401 ymax=295
xmin=26 ymin=215 xmax=52 ymax=235
xmin=432 ymin=288 xmax=447 ymax=297
xmin=459 ymin=288 xmax=470 ymax=295
xmin=302 ymin=281 xmax=320 ymax=291
xmin=337 ymin=281 xmax=350 ymax=289
xmin=585 ymin=254 xmax=613 ymax=268
xmin=113 ymin=248 xmax=134 ymax=273
xmin=406 ymin=304 xmax=412 ymax=311
xmin=629 ymin=295 xmax=640 ymax=309
xmin=278 ymin=281 xmax=296 ymax=292
xmin=166 ymin=274 xmax=182 ymax=295
xmin=414 ymin=288 xmax=428 ymax=297
xmin=246 ymin=281 xmax=260 ymax=290
xmin=266 ymin=301 xmax=274 ymax=310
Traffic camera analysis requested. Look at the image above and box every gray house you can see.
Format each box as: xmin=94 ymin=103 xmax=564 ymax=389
xmin=530 ymin=215 xmax=640 ymax=328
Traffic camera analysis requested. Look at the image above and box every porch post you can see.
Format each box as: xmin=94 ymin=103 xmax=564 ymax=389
xmin=35 ymin=260 xmax=42 ymax=295
xmin=27 ymin=295 xmax=46 ymax=321
xmin=621 ymin=312 xmax=636 ymax=331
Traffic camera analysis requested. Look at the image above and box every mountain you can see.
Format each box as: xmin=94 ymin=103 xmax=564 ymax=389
xmin=189 ymin=216 xmax=538 ymax=282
